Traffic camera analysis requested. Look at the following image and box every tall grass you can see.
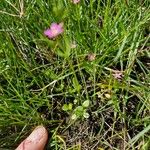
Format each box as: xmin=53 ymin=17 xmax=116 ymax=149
xmin=0 ymin=0 xmax=150 ymax=149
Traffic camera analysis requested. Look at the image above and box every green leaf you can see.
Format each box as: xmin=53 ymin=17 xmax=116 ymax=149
xmin=83 ymin=112 xmax=90 ymax=119
xmin=75 ymin=106 xmax=84 ymax=116
xmin=114 ymin=35 xmax=128 ymax=62
xmin=52 ymin=1 xmax=65 ymax=20
xmin=71 ymin=114 xmax=77 ymax=120
xmin=56 ymin=49 xmax=65 ymax=57
xmin=73 ymin=77 xmax=81 ymax=92
xmin=64 ymin=37 xmax=71 ymax=58
xmin=68 ymin=103 xmax=73 ymax=110
xmin=44 ymin=70 xmax=58 ymax=80
xmin=62 ymin=104 xmax=69 ymax=111
xmin=82 ymin=100 xmax=90 ymax=108
xmin=62 ymin=103 xmax=72 ymax=111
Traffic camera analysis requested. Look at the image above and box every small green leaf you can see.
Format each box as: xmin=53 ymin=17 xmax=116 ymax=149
xmin=83 ymin=112 xmax=90 ymax=118
xmin=55 ymin=84 xmax=64 ymax=92
xmin=105 ymin=93 xmax=111 ymax=99
xmin=75 ymin=106 xmax=84 ymax=116
xmin=44 ymin=70 xmax=58 ymax=80
xmin=75 ymin=106 xmax=84 ymax=112
xmin=71 ymin=114 xmax=77 ymax=120
xmin=82 ymin=100 xmax=90 ymax=108
xmin=56 ymin=49 xmax=65 ymax=57
xmin=73 ymin=77 xmax=81 ymax=92
xmin=62 ymin=104 xmax=68 ymax=111
xmin=64 ymin=37 xmax=71 ymax=58
xmin=62 ymin=103 xmax=72 ymax=111
xmin=68 ymin=103 xmax=73 ymax=110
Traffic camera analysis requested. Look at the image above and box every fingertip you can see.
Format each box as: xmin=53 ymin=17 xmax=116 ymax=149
xmin=16 ymin=126 xmax=48 ymax=150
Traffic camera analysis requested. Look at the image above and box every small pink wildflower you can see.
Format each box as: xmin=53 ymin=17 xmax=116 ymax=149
xmin=112 ymin=70 xmax=123 ymax=80
xmin=44 ymin=23 xmax=64 ymax=39
xmin=72 ymin=0 xmax=80 ymax=4
xmin=87 ymin=53 xmax=96 ymax=61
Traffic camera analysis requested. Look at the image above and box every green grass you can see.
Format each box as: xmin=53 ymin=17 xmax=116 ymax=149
xmin=0 ymin=0 xmax=150 ymax=149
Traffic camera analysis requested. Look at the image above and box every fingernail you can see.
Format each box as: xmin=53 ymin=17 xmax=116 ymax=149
xmin=26 ymin=126 xmax=46 ymax=143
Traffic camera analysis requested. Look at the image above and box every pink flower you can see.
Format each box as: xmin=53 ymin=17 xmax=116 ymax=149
xmin=72 ymin=0 xmax=80 ymax=4
xmin=44 ymin=23 xmax=64 ymax=39
xmin=112 ymin=70 xmax=123 ymax=80
xmin=87 ymin=53 xmax=96 ymax=61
